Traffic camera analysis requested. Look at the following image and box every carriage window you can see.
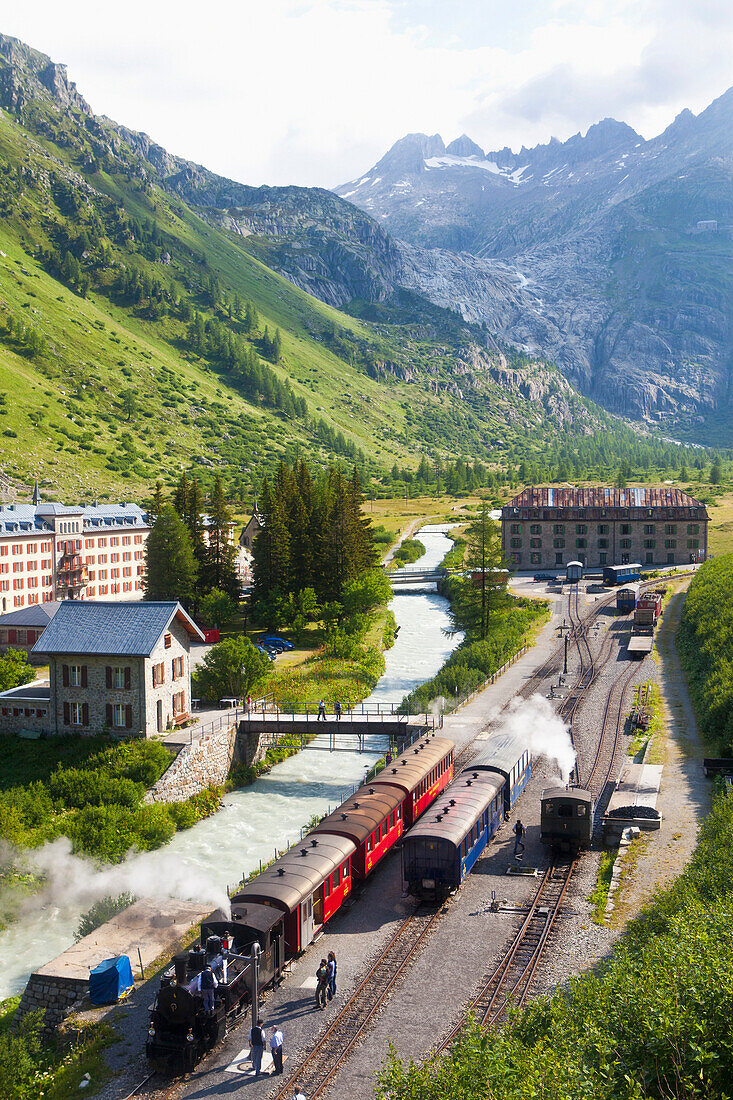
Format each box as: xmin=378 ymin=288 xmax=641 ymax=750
xmin=342 ymin=861 xmax=349 ymax=877
xmin=333 ymin=869 xmax=340 ymax=888
xmin=396 ymin=805 xmax=401 ymax=820
xmin=558 ymin=805 xmax=573 ymax=817
xmin=577 ymin=806 xmax=586 ymax=816
xmin=545 ymin=804 xmax=554 ymax=815
xmin=367 ymin=836 xmax=373 ymax=852
xmin=325 ymin=878 xmax=331 ymax=898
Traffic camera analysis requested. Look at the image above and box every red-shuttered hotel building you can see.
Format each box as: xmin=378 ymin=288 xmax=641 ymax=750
xmin=0 ymin=490 xmax=150 ymax=615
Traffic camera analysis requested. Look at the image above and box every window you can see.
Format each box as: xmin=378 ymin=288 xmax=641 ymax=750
xmin=576 ymin=525 xmax=586 ymax=535
xmin=687 ymin=524 xmax=699 ymax=535
xmin=644 ymin=539 xmax=656 ymax=549
xmin=172 ymin=656 xmax=184 ymax=680
xmin=599 ymin=552 xmax=607 ymax=565
xmin=665 ymin=524 xmax=677 ymax=535
xmin=113 ymin=703 xmax=125 ymax=728
xmin=164 ymin=633 xmax=172 ymax=649
xmin=71 ymin=701 xmax=83 ymax=726
xmin=510 ymin=538 xmax=521 ymax=548
xmin=366 ymin=836 xmax=373 ymax=853
xmin=324 ymin=877 xmax=331 ymax=899
xmin=688 ymin=539 xmax=699 ymax=549
xmin=70 ymin=664 xmax=82 ymax=687
xmin=530 ymin=524 xmax=541 ymax=535
xmin=172 ymin=690 xmax=186 ymax=715
xmin=620 ymin=524 xmax=631 ymax=535
xmin=620 ymin=539 xmax=631 ymax=550
xmin=598 ymin=538 xmax=609 ymax=549
xmin=342 ymin=861 xmax=349 ymax=878
xmin=510 ymin=523 xmax=521 ymax=534
xmin=644 ymin=524 xmax=655 ymax=535
xmin=576 ymin=539 xmax=587 ymax=549
xmin=597 ymin=524 xmax=608 ymax=535
xmin=113 ymin=666 xmax=126 ymax=689
xmin=152 ymin=662 xmax=165 ymax=687
xmin=553 ymin=524 xmax=564 ymax=535
xmin=553 ymin=538 xmax=565 ymax=549
xmin=665 ymin=539 xmax=677 ymax=549
xmin=530 ymin=538 xmax=541 ymax=548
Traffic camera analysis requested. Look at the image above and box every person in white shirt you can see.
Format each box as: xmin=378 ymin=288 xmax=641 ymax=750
xmin=270 ymin=1025 xmax=284 ymax=1075
xmin=293 ymin=1087 xmax=306 ymax=1100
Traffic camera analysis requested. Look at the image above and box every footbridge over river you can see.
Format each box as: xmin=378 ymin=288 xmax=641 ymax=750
xmin=389 ymin=565 xmax=447 ymax=588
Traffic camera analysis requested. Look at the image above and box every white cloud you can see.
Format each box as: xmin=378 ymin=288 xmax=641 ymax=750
xmin=3 ymin=0 xmax=731 ymax=187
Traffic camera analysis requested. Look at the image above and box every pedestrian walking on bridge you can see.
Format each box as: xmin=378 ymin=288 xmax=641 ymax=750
xmin=317 ymin=699 xmax=326 ymax=721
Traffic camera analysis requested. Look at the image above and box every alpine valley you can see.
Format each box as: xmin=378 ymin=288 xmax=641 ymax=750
xmin=0 ymin=31 xmax=727 ymax=504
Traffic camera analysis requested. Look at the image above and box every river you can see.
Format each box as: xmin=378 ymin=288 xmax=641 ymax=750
xmin=0 ymin=524 xmax=462 ymax=997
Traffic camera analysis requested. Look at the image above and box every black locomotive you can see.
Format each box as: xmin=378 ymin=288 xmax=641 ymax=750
xmin=146 ymin=903 xmax=285 ymax=1072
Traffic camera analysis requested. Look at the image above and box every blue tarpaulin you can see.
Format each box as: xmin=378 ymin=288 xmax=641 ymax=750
xmin=89 ymin=955 xmax=134 ymax=1005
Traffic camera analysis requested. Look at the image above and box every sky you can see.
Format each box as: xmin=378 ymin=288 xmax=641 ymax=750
xmin=3 ymin=0 xmax=732 ymax=188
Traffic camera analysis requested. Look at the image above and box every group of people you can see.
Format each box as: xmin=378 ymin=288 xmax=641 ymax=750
xmin=186 ymin=935 xmax=232 ymax=1014
xmin=316 ymin=700 xmax=342 ymax=721
xmin=314 ymin=951 xmax=337 ymax=1008
xmin=249 ymin=1018 xmax=284 ymax=1077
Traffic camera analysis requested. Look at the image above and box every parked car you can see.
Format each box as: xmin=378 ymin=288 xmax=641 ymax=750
xmin=256 ymin=645 xmax=276 ymax=662
xmin=260 ymin=635 xmax=294 ymax=650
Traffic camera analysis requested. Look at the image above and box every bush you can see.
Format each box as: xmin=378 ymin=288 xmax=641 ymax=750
xmin=678 ymin=556 xmax=733 ymax=753
xmin=0 ymin=649 xmax=35 ymax=693
xmin=75 ymin=893 xmax=135 ymax=941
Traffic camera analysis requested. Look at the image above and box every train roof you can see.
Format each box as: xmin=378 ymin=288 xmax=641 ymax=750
xmin=403 ymin=770 xmax=504 ymax=846
xmin=232 ymin=833 xmax=355 ymax=914
xmin=202 ymin=902 xmax=284 ymax=937
xmin=465 ymin=731 xmax=529 ymax=778
xmin=371 ymin=735 xmax=454 ymax=796
xmin=541 ymin=787 xmax=593 ymax=804
xmin=311 ymin=782 xmax=404 ymax=847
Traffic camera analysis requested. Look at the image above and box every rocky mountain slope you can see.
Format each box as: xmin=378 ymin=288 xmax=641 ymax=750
xmin=337 ymin=94 xmax=733 ymax=431
xmin=0 ymin=32 xmax=644 ymax=499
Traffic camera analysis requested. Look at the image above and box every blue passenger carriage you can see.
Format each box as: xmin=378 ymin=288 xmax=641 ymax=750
xmin=469 ymin=733 xmax=532 ymax=812
xmin=402 ymin=765 xmax=505 ymax=899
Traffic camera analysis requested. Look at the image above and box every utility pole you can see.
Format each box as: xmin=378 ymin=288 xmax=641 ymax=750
xmin=250 ymin=942 xmax=261 ymax=1032
xmin=563 ymin=634 xmax=568 ymax=676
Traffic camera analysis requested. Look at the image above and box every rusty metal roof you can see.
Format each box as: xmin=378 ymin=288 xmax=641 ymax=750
xmin=503 ymin=486 xmax=708 ymax=516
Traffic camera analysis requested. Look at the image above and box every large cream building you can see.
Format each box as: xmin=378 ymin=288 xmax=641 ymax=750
xmin=501 ymin=487 xmax=708 ymax=571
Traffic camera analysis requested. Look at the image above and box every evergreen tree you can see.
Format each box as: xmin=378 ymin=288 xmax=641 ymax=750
xmin=147 ymin=480 xmax=166 ymax=523
xmin=461 ymin=500 xmax=507 ymax=640
xmin=144 ymin=505 xmax=197 ymax=604
xmin=205 ymin=475 xmax=239 ymax=598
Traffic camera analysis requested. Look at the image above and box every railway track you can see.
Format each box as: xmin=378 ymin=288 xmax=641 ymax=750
xmin=270 ymin=903 xmax=444 ymax=1100
xmin=436 ymin=858 xmax=576 ymax=1050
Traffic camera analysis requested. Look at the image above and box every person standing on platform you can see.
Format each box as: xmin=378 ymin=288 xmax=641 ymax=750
xmin=513 ymin=818 xmax=526 ymax=856
xmin=249 ymin=1018 xmax=265 ymax=1076
xmin=315 ymin=959 xmax=329 ymax=1008
xmin=270 ymin=1024 xmax=284 ymax=1075
xmin=326 ymin=951 xmax=337 ymax=1000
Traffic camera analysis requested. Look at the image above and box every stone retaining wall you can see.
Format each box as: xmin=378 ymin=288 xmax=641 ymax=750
xmin=14 ymin=974 xmax=87 ymax=1031
xmin=145 ymin=721 xmax=238 ymax=803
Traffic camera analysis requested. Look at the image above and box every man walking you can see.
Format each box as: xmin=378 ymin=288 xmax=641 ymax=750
xmin=513 ymin=818 xmax=526 ymax=857
xmin=334 ymin=700 xmax=342 ymax=721
xmin=317 ymin=699 xmax=326 ymax=721
xmin=249 ymin=1017 xmax=265 ymax=1076
xmin=270 ymin=1024 xmax=284 ymax=1075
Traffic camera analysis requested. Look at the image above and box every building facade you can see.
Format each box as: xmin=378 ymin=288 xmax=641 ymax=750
xmin=0 ymin=495 xmax=150 ymax=614
xmin=0 ymin=602 xmax=61 ymax=659
xmin=0 ymin=601 xmax=204 ymax=738
xmin=501 ymin=487 xmax=708 ymax=571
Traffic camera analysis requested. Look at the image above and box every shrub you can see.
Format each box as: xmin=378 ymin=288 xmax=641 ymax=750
xmin=75 ymin=893 xmax=136 ymax=941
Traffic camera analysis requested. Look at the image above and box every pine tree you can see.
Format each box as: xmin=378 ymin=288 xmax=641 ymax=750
xmin=205 ymin=475 xmax=239 ymax=598
xmin=462 ymin=499 xmax=506 ymax=640
xmin=145 ymin=505 xmax=197 ymax=604
xmin=147 ymin=480 xmax=166 ymax=523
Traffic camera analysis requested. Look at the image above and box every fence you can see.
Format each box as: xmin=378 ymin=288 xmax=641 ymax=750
xmin=447 ymin=644 xmax=530 ymax=714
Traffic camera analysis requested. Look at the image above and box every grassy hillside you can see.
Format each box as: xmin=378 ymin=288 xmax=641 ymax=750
xmin=0 ymin=36 xmax=710 ymax=504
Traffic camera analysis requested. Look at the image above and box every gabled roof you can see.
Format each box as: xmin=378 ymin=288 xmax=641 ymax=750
xmin=32 ymin=601 xmax=204 ymax=657
xmin=0 ymin=602 xmax=61 ymax=629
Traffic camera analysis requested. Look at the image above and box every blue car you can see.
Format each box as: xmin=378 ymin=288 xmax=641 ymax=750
xmin=260 ymin=635 xmax=294 ymax=650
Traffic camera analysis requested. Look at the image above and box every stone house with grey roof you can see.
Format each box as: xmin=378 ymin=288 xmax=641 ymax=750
xmin=0 ymin=601 xmax=204 ymax=738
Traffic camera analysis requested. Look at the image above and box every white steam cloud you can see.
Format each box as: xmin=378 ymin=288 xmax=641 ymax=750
xmin=17 ymin=836 xmax=231 ymax=916
xmin=494 ymin=693 xmax=576 ymax=783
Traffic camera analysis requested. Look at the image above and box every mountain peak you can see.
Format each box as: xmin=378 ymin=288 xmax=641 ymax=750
xmin=373 ymin=132 xmax=446 ymax=175
xmin=0 ymin=33 xmax=91 ymax=115
xmin=446 ymin=134 xmax=485 ymax=158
